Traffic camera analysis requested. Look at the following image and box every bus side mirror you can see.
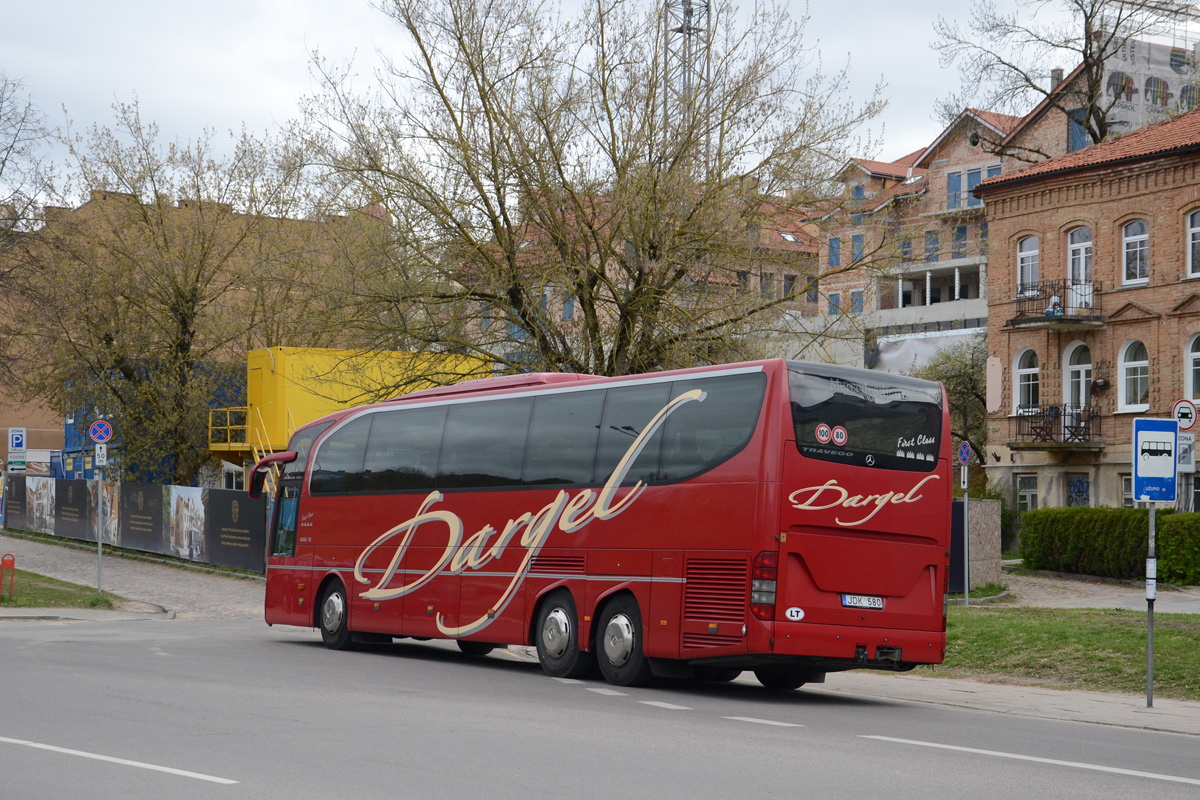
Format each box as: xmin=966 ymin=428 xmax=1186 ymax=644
xmin=247 ymin=451 xmax=298 ymax=499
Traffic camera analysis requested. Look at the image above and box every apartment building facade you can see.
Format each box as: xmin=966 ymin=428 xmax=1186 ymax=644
xmin=975 ymin=107 xmax=1200 ymax=510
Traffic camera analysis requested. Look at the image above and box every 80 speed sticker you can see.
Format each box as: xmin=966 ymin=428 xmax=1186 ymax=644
xmin=814 ymin=423 xmax=849 ymax=447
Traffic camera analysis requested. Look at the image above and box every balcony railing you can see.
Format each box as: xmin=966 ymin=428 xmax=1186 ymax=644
xmin=1010 ymin=279 xmax=1105 ymax=324
xmin=1013 ymin=404 xmax=1102 ymax=444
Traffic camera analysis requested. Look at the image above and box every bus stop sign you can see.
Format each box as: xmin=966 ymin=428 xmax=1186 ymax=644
xmin=1133 ymin=417 xmax=1177 ymax=502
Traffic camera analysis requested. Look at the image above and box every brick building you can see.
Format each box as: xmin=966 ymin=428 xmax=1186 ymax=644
xmin=975 ymin=107 xmax=1200 ymax=510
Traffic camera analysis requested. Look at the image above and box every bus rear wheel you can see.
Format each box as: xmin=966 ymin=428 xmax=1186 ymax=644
xmin=319 ymin=581 xmax=355 ymax=651
xmin=535 ymin=591 xmax=595 ymax=679
xmin=753 ymin=667 xmax=806 ymax=691
xmin=596 ymin=595 xmax=653 ymax=687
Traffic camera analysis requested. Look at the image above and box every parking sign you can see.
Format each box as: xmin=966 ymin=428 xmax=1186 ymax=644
xmin=1133 ymin=418 xmax=1178 ymax=502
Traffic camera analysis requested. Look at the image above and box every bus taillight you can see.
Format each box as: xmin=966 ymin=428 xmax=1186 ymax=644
xmin=751 ymin=551 xmax=778 ymax=620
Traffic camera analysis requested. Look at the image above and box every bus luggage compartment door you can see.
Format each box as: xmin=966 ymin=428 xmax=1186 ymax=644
xmin=777 ymin=529 xmax=942 ymax=633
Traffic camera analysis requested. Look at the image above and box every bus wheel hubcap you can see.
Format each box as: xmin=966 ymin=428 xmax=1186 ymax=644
xmin=322 ymin=592 xmax=345 ymax=633
xmin=603 ymin=613 xmax=634 ymax=667
xmin=541 ymin=608 xmax=570 ymax=658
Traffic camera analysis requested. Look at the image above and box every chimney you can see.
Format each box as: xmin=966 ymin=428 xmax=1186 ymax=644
xmin=1051 ymin=67 xmax=1064 ymax=89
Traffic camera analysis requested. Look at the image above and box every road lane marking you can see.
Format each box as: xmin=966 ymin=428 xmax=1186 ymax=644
xmin=724 ymin=717 xmax=802 ymax=727
xmin=862 ymin=736 xmax=1200 ymax=787
xmin=639 ymin=701 xmax=693 ymax=710
xmin=587 ymin=687 xmax=629 ymax=696
xmin=0 ymin=736 xmax=238 ymax=785
xmin=552 ymin=678 xmax=584 ymax=684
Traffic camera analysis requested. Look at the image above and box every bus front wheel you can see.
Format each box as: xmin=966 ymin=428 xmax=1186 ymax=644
xmin=596 ymin=595 xmax=653 ymax=687
xmin=535 ymin=591 xmax=595 ymax=679
xmin=319 ymin=581 xmax=355 ymax=651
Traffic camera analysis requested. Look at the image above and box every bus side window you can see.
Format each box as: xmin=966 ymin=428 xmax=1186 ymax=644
xmin=362 ymin=406 xmax=447 ymax=491
xmin=310 ymin=416 xmax=372 ymax=493
xmin=439 ymin=398 xmax=534 ymax=489
xmin=658 ymin=373 xmax=766 ymax=480
xmin=523 ymin=389 xmax=605 ymax=486
xmin=595 ymin=383 xmax=670 ymax=485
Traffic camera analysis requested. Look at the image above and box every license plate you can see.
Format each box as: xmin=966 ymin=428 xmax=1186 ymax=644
xmin=841 ymin=594 xmax=884 ymax=609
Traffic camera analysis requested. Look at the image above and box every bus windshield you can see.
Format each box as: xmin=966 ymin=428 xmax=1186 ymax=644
xmin=788 ymin=363 xmax=943 ymax=472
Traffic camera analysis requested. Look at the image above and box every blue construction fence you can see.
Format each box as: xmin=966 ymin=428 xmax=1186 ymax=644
xmin=0 ymin=475 xmax=266 ymax=573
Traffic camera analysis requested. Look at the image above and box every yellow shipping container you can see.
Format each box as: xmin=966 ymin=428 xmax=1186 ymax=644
xmin=210 ymin=347 xmax=489 ymax=460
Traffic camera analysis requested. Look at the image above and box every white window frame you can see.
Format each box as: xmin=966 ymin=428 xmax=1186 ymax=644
xmin=1188 ymin=210 xmax=1200 ymax=277
xmin=1063 ymin=341 xmax=1092 ymax=410
xmin=1018 ymin=236 xmax=1039 ymax=294
xmin=1123 ymin=219 xmax=1149 ymax=285
xmin=1187 ymin=333 xmax=1200 ymax=401
xmin=1118 ymin=339 xmax=1150 ymax=412
xmin=1068 ymin=227 xmax=1092 ymax=283
xmin=1014 ymin=348 xmax=1040 ymax=413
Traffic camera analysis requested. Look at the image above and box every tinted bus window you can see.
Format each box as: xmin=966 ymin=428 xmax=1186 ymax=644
xmin=789 ymin=364 xmax=942 ymax=472
xmin=523 ymin=390 xmax=605 ymax=486
xmin=595 ymin=382 xmax=669 ymax=485
xmin=439 ymin=398 xmax=534 ymax=489
xmin=362 ymin=406 xmax=447 ymax=492
xmin=310 ymin=416 xmax=372 ymax=493
xmin=658 ymin=373 xmax=766 ymax=480
xmin=282 ymin=421 xmax=333 ymax=479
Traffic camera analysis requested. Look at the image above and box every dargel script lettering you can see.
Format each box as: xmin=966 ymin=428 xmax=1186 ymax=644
xmin=787 ymin=475 xmax=940 ymax=527
xmin=353 ymin=389 xmax=706 ymax=636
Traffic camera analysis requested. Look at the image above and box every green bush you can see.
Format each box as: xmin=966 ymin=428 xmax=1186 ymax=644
xmin=1019 ymin=507 xmax=1200 ymax=584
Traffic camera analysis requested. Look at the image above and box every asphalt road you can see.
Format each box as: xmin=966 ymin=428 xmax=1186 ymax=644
xmin=2 ymin=618 xmax=1200 ymax=799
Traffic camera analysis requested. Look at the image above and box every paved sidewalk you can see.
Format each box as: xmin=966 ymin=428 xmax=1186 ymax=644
xmin=0 ymin=531 xmax=263 ymax=620
xmin=2 ymin=531 xmax=1198 ymax=736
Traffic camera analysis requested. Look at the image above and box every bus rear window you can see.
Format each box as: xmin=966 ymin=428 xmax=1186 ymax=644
xmin=788 ymin=364 xmax=943 ymax=472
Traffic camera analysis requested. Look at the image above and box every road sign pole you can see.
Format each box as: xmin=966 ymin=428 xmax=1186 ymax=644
xmin=964 ymin=486 xmax=970 ymax=608
xmin=97 ymin=467 xmax=103 ymax=597
xmin=1147 ymin=500 xmax=1156 ymax=708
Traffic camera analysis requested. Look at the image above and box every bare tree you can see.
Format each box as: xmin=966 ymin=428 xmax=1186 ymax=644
xmin=0 ymin=74 xmax=50 ymax=245
xmin=934 ymin=0 xmax=1200 ymax=159
xmin=1 ymin=102 xmax=329 ymax=484
xmin=300 ymin=0 xmax=884 ymax=378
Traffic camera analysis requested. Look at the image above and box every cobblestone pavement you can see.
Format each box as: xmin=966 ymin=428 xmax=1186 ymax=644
xmin=1003 ymin=569 xmax=1200 ymax=613
xmin=0 ymin=532 xmax=264 ymax=620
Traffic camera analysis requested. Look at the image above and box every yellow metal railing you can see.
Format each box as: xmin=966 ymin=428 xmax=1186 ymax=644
xmin=209 ymin=407 xmax=249 ymax=448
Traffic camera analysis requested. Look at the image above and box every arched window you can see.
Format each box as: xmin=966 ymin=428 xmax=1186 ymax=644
xmin=1018 ymin=236 xmax=1039 ymax=294
xmin=1188 ymin=335 xmax=1200 ymax=401
xmin=1067 ymin=227 xmax=1093 ymax=310
xmin=1015 ymin=349 xmax=1040 ymax=412
xmin=1188 ymin=211 xmax=1200 ymax=277
xmin=1065 ymin=344 xmax=1093 ymax=410
xmin=1120 ymin=340 xmax=1150 ymax=411
xmin=1123 ymin=220 xmax=1149 ymax=283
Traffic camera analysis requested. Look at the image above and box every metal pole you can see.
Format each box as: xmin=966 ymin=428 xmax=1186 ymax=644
xmin=963 ymin=488 xmax=970 ymax=607
xmin=97 ymin=467 xmax=103 ymax=597
xmin=1147 ymin=501 xmax=1156 ymax=708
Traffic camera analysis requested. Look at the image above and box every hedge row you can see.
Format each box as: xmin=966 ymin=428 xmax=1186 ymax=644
xmin=1019 ymin=507 xmax=1200 ymax=584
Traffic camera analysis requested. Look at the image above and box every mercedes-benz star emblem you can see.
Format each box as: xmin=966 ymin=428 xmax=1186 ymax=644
xmin=865 ymin=455 xmax=875 ymax=466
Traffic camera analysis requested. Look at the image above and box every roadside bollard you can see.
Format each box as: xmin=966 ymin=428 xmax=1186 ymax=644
xmin=1 ymin=553 xmax=14 ymax=598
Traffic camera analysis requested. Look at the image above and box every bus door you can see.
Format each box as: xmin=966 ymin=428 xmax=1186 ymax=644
xmin=265 ymin=476 xmax=313 ymax=627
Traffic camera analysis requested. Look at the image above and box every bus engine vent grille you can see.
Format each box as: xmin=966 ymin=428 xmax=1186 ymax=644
xmin=530 ymin=554 xmax=586 ymax=576
xmin=684 ymin=558 xmax=747 ymax=623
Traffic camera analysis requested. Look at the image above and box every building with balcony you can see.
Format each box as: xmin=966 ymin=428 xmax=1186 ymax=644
xmin=782 ymin=108 xmax=1021 ymax=369
xmin=975 ymin=106 xmax=1200 ymax=509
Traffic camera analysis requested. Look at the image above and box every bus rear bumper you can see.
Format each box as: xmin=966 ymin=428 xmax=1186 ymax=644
xmin=771 ymin=619 xmax=946 ymax=668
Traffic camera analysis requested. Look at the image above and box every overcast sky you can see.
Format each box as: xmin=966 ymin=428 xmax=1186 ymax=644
xmin=5 ymin=0 xmax=1018 ymax=169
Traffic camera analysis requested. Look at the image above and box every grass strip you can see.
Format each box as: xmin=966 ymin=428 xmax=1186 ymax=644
xmin=919 ymin=605 xmax=1200 ymax=701
xmin=0 ymin=569 xmax=121 ymax=609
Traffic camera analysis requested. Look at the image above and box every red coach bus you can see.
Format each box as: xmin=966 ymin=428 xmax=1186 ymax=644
xmin=251 ymin=359 xmax=952 ymax=689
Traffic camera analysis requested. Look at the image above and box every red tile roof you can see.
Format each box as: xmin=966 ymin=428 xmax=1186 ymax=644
xmin=966 ymin=107 xmax=1024 ymax=136
xmin=978 ymin=106 xmax=1200 ymax=191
